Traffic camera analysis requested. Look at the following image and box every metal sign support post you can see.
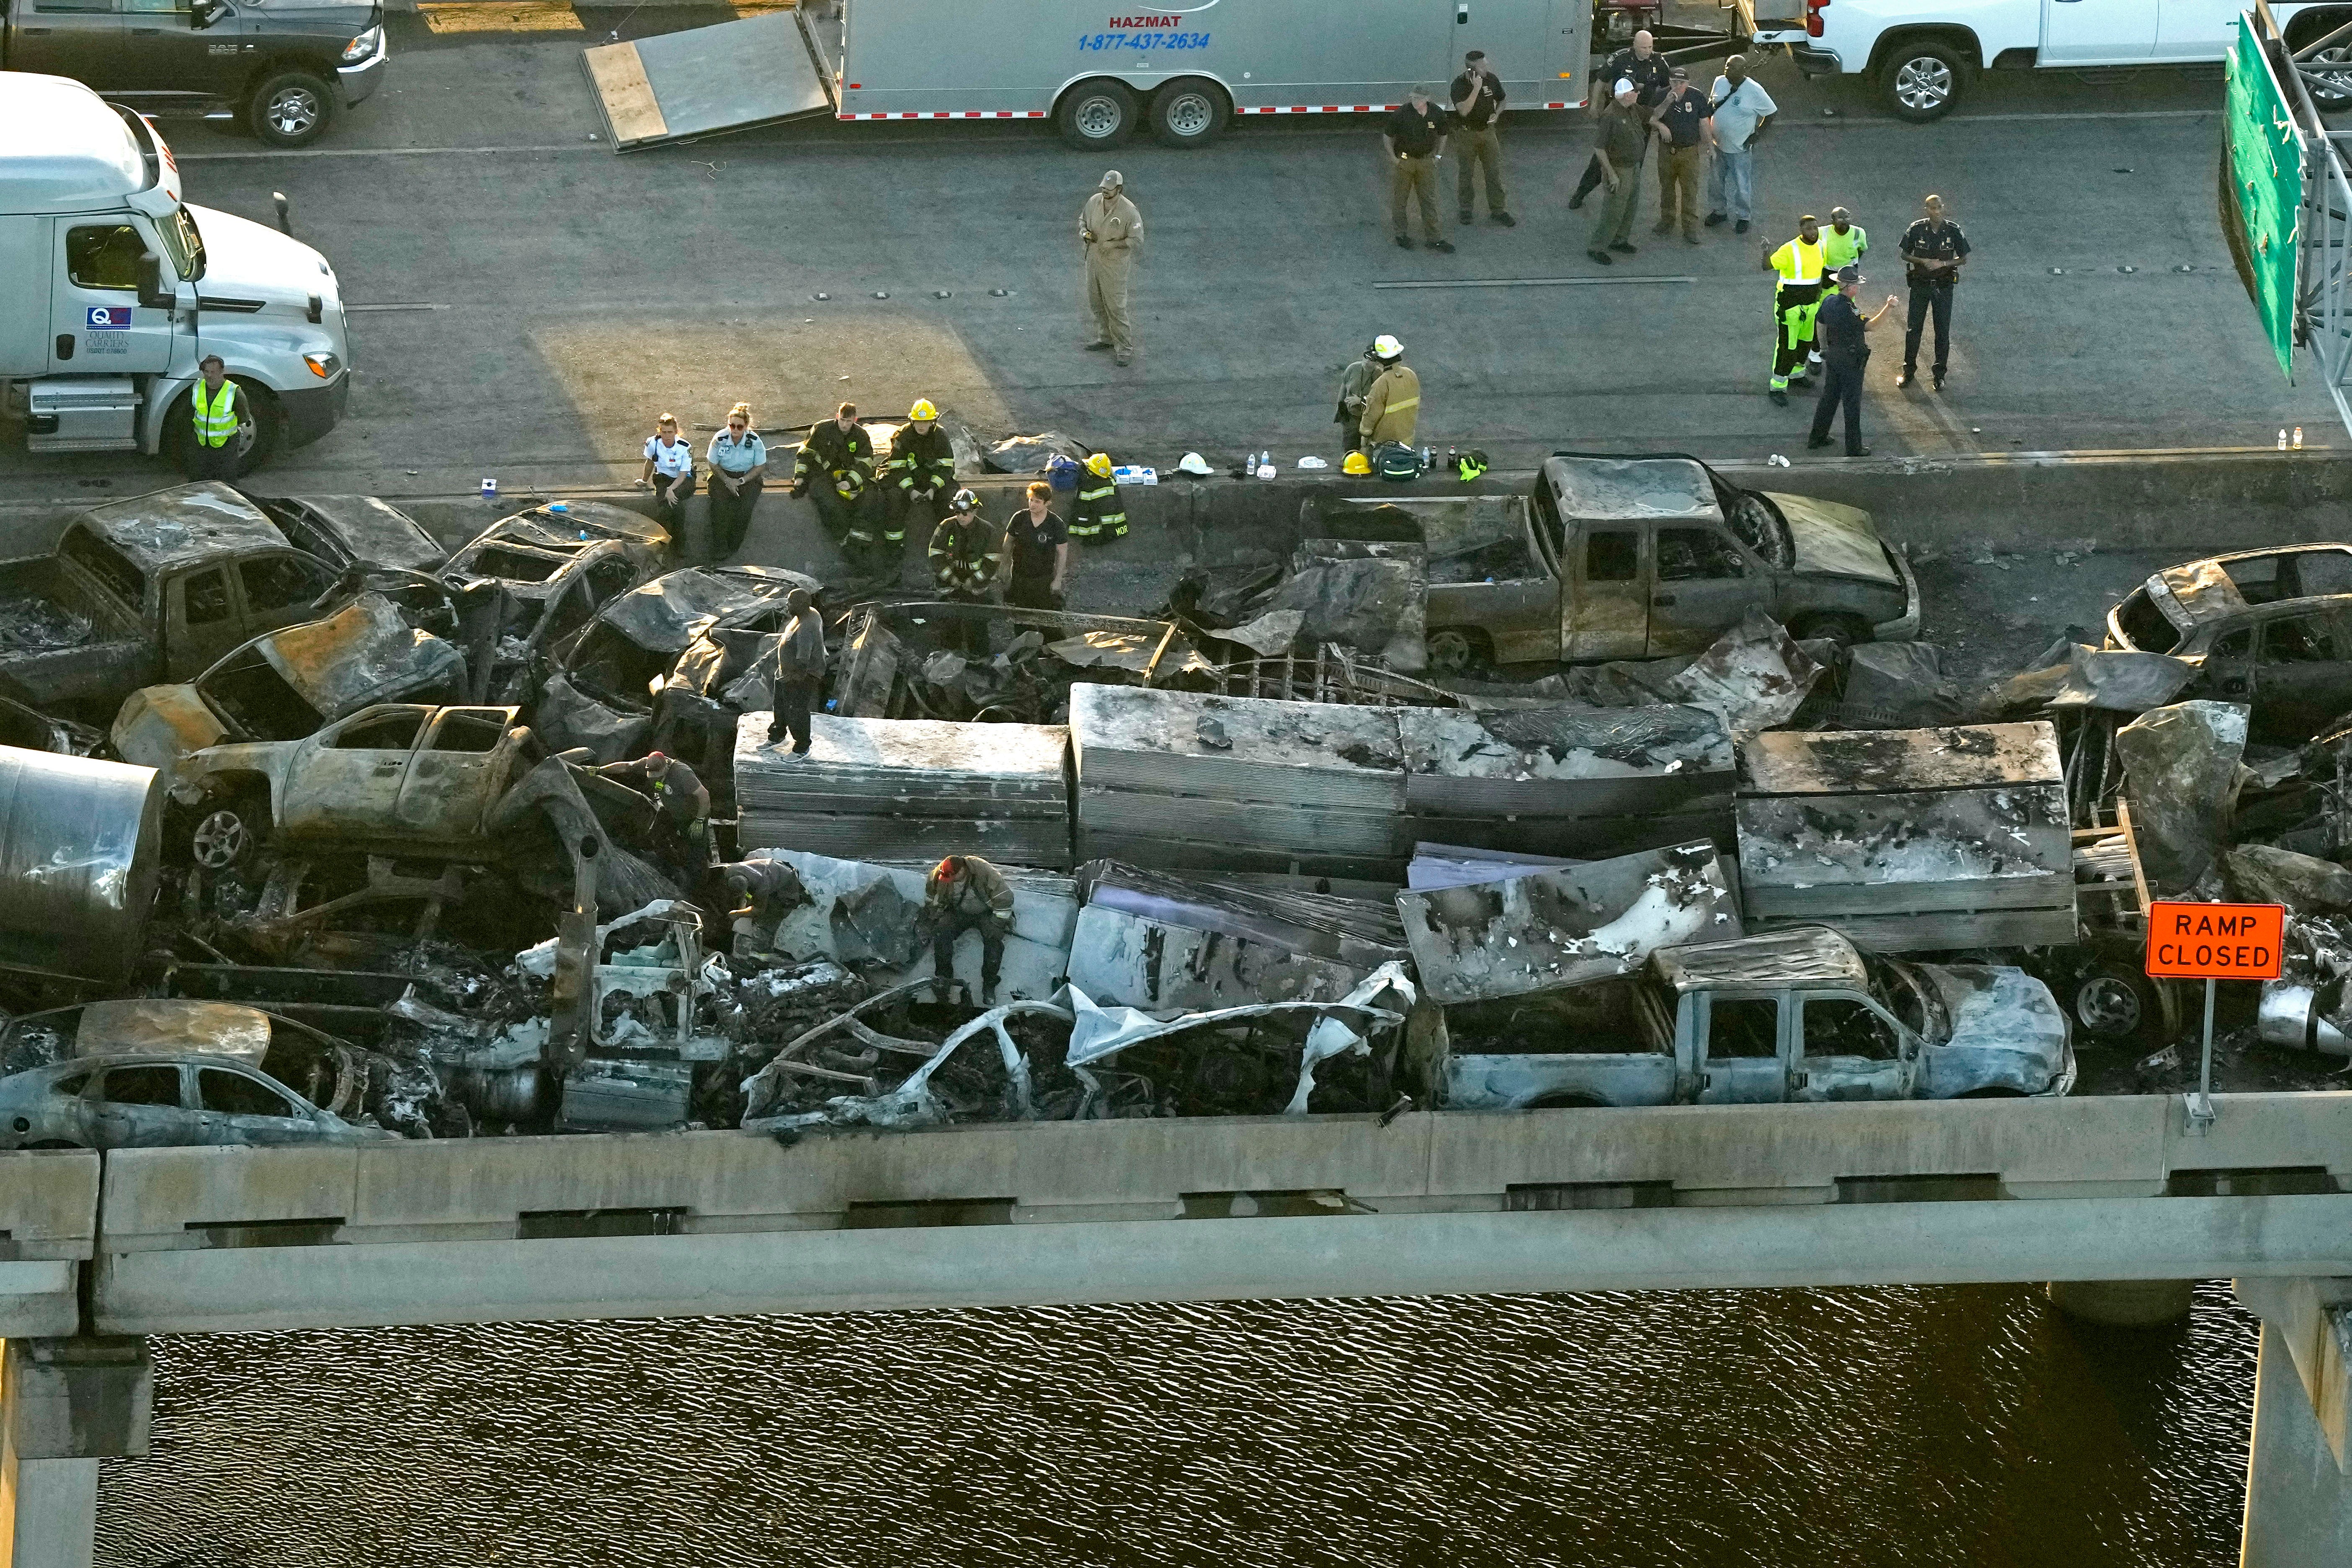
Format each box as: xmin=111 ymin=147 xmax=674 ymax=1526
xmin=2187 ymin=977 xmax=2218 ymax=1135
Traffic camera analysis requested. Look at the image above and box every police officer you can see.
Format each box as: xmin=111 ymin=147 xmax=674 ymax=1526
xmin=792 ymin=402 xmax=877 ymax=570
xmin=923 ymin=853 xmax=1016 ymax=1004
xmin=928 ymin=488 xmax=1001 ymax=659
xmin=1067 ymin=454 xmax=1127 ymax=547
xmin=882 ymin=399 xmax=957 ymax=582
xmin=1081 ymin=170 xmax=1143 ymax=367
xmin=1570 ymin=30 xmax=1670 ymax=209
xmin=1897 ymin=193 xmax=1970 ymax=391
xmin=1764 ymin=214 xmax=1827 ymax=406
xmin=183 ymin=353 xmax=253 ymax=482
xmin=1805 ymin=265 xmax=1898 ymax=458
xmin=594 ymin=751 xmax=712 ymax=882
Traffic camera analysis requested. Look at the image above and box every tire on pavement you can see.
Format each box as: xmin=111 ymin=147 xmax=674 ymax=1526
xmin=1056 ymin=79 xmax=1140 ymax=150
xmin=1879 ymin=39 xmax=1970 ymax=122
xmin=249 ymin=70 xmax=335 ymax=148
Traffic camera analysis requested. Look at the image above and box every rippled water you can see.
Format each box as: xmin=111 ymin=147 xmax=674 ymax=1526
xmin=96 ymin=1283 xmax=2255 ymax=1568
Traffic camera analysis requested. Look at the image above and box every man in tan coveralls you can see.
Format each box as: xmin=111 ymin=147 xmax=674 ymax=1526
xmin=1081 ymin=169 xmax=1144 ymax=367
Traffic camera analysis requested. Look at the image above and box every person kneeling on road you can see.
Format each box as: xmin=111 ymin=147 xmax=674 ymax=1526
xmin=719 ymin=856 xmax=810 ymax=960
xmin=792 ymin=402 xmax=878 ymax=571
xmin=762 ymin=585 xmax=826 ymax=756
xmin=595 ymin=750 xmax=711 ymax=883
xmin=924 ymin=854 xmax=1015 ymax=1005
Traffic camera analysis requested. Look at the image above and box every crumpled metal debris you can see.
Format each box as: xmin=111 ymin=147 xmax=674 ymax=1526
xmin=1224 ymin=540 xmax=1429 ymax=671
xmin=1529 ymin=609 xmax=1822 ymax=737
xmin=1839 ymin=641 xmax=1967 ymax=728
xmin=2226 ymin=844 xmax=2352 ymax=916
xmin=2117 ymin=700 xmax=2250 ymax=892
xmin=1992 ymin=639 xmax=2197 ymax=717
xmin=983 ymin=432 xmax=1093 ymax=473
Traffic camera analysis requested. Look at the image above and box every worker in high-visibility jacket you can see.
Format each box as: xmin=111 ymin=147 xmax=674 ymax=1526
xmin=1357 ymin=334 xmax=1421 ymax=447
xmin=183 ymin=353 xmax=254 ymax=482
xmin=928 ymin=487 xmax=1000 ymax=658
xmin=881 ymin=398 xmax=957 ymax=578
xmin=791 ymin=401 xmax=877 ymax=566
xmin=1764 ymin=214 xmax=1827 ymax=405
xmin=1066 ymin=453 xmax=1127 ymax=545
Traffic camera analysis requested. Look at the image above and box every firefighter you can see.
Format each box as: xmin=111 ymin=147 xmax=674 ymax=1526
xmin=1066 ymin=453 xmax=1127 ymax=546
xmin=923 ymin=853 xmax=1016 ymax=1004
xmin=1764 ymin=214 xmax=1827 ymax=406
xmin=791 ymin=402 xmax=877 ymax=567
xmin=928 ymin=488 xmax=1000 ymax=658
xmin=881 ymin=398 xmax=957 ymax=582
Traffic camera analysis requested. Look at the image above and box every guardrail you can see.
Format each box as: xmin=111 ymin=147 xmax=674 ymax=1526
xmin=0 ymin=1149 xmax=101 ymax=1337
xmin=49 ymin=1094 xmax=2352 ymax=1334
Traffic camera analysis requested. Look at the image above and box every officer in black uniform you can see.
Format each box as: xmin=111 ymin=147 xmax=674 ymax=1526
xmin=1805 ymin=266 xmax=1897 ymax=458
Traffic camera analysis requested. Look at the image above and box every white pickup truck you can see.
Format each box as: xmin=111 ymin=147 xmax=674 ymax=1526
xmin=1752 ymin=0 xmax=2352 ymax=119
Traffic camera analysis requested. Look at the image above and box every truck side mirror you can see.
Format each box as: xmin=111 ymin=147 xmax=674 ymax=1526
xmin=190 ymin=0 xmax=220 ymax=29
xmin=136 ymin=252 xmax=172 ymax=311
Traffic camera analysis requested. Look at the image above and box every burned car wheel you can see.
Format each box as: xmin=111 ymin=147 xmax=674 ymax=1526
xmin=188 ymin=802 xmax=260 ymax=870
xmin=1426 ymin=628 xmax=1488 ymax=675
xmin=2073 ymin=967 xmax=2160 ymax=1044
xmin=1792 ymin=613 xmax=1871 ymax=651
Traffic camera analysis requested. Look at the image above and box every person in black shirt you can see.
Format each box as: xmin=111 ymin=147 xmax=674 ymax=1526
xmin=1896 ymin=193 xmax=1970 ymax=390
xmin=1382 ymin=86 xmax=1454 ymax=251
xmin=1806 ymin=266 xmax=1898 ymax=457
xmin=1652 ymin=65 xmax=1714 ymax=244
xmin=1002 ymin=481 xmax=1070 ymax=611
xmin=1450 ymin=50 xmax=1514 ymax=226
xmin=1570 ymin=30 xmax=1670 ymax=209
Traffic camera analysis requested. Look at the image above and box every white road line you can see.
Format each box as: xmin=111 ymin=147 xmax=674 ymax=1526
xmin=345 ymin=303 xmax=446 ymax=312
xmin=174 ymin=143 xmax=602 ymax=160
xmin=1372 ymin=275 xmax=1698 ymax=289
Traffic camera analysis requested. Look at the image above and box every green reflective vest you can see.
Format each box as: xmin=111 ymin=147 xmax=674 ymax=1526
xmin=191 ymin=380 xmax=240 ymax=449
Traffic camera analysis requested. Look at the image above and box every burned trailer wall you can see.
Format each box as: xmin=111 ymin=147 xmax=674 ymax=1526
xmin=1069 ymin=685 xmax=1408 ymax=879
xmin=1734 ymin=722 xmax=2076 ymax=952
xmin=0 ymin=748 xmax=163 ymax=988
xmin=1394 ymin=841 xmax=1741 ymax=1006
xmin=1397 ymin=704 xmax=1735 ymax=859
xmin=733 ymin=715 xmax=1073 ymax=869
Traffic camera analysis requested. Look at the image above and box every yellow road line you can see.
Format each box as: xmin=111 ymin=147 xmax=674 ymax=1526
xmin=419 ymin=2 xmax=583 ymax=34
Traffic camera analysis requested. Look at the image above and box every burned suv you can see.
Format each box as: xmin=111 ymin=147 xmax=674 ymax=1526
xmin=2104 ymin=544 xmax=2352 ymax=743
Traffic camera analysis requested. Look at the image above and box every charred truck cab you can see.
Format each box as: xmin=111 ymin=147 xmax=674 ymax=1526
xmin=0 ymin=73 xmax=352 ymax=472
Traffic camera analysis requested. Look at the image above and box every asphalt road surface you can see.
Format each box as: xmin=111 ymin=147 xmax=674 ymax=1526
xmin=2 ymin=25 xmax=2339 ymax=502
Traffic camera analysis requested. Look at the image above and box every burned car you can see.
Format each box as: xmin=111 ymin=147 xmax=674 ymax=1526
xmin=1326 ymin=453 xmax=1919 ymax=672
xmin=440 ymin=504 xmax=673 ymax=704
xmin=0 ymin=1052 xmax=395 ymax=1150
xmin=165 ymin=702 xmax=530 ymax=869
xmin=534 ymin=564 xmax=819 ymax=763
xmin=252 ymin=495 xmax=448 ymax=576
xmin=111 ymin=592 xmax=469 ymax=777
xmin=1435 ymin=926 xmax=2074 ymax=1109
xmin=2104 ymin=544 xmax=2352 ymax=742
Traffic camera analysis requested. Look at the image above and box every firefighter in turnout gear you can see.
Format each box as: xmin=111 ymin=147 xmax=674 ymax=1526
xmin=928 ymin=488 xmax=1001 ymax=658
xmin=882 ymin=399 xmax=957 ymax=579
xmin=1764 ymin=214 xmax=1827 ymax=406
xmin=1067 ymin=453 xmax=1127 ymax=544
xmin=791 ymin=402 xmax=878 ymax=566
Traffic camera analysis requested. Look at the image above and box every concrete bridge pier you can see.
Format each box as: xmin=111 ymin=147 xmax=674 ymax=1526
xmin=2236 ymin=1278 xmax=2352 ymax=1568
xmin=2044 ymin=1279 xmax=2197 ymax=1326
xmin=0 ymin=1339 xmax=151 ymax=1568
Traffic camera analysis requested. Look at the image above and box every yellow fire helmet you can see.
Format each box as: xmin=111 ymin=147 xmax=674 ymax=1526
xmin=1085 ymin=452 xmax=1114 ymax=478
xmin=1342 ymin=450 xmax=1372 ymax=475
xmin=908 ymin=399 xmax=939 ymax=422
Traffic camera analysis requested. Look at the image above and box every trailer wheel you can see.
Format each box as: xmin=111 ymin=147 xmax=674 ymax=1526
xmin=1057 ymin=79 xmax=1139 ymax=149
xmin=1151 ymin=77 xmax=1229 ymax=148
xmin=2072 ymin=965 xmax=2161 ymax=1044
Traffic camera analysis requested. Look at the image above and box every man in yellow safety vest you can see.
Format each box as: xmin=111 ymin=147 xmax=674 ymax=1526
xmin=184 ymin=354 xmax=253 ymax=481
xmin=1764 ymin=215 xmax=1827 ymax=406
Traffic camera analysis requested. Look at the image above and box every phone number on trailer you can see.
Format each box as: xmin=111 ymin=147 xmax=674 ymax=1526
xmin=1077 ymin=31 xmax=1211 ymax=49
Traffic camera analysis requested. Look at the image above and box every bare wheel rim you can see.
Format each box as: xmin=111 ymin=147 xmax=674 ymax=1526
xmin=1894 ymin=57 xmax=1952 ymax=111
xmin=1074 ymin=95 xmax=1123 ymax=137
xmin=266 ymin=86 xmax=322 ymax=137
xmin=1165 ymin=91 xmax=1215 ymax=136
xmin=191 ymin=809 xmax=250 ymax=869
xmin=1427 ymin=630 xmax=1473 ymax=671
xmin=2076 ymin=975 xmax=2143 ymax=1037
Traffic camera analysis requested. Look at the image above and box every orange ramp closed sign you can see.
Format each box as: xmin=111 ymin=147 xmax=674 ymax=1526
xmin=2145 ymin=901 xmax=2285 ymax=980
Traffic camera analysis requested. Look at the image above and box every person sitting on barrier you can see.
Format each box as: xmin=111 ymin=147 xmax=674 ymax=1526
xmin=923 ymin=854 xmax=1014 ymax=1005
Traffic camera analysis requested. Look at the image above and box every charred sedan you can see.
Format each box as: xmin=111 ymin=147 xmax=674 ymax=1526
xmin=2104 ymin=544 xmax=2352 ymax=742
xmin=0 ymin=1051 xmax=395 ymax=1150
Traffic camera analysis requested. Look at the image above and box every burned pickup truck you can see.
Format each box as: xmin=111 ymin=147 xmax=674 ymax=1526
xmin=0 ymin=483 xmax=344 ymax=718
xmin=1432 ymin=926 xmax=2075 ymax=1110
xmin=1325 ymin=453 xmax=1919 ymax=673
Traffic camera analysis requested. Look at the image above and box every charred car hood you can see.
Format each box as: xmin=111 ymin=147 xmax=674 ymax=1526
xmin=279 ymin=495 xmax=446 ymax=574
xmin=596 ymin=565 xmax=818 ymax=655
xmin=1917 ymin=962 xmax=2075 ymax=1096
xmin=1765 ymin=493 xmax=1900 ymax=586
xmin=260 ymin=593 xmax=464 ymax=719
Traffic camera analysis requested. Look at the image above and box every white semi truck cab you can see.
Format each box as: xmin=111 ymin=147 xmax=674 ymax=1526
xmin=0 ymin=72 xmax=351 ymax=474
